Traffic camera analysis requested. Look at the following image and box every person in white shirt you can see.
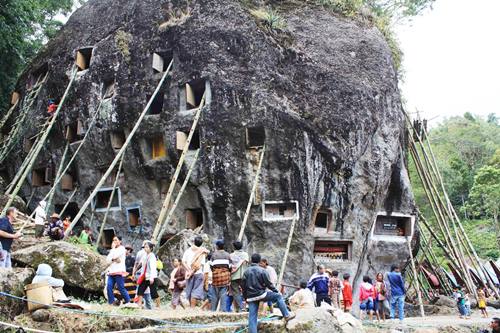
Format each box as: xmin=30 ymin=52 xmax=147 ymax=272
xmin=132 ymin=240 xmax=152 ymax=309
xmin=289 ymin=281 xmax=315 ymax=310
xmin=135 ymin=241 xmax=159 ymax=309
xmin=106 ymin=236 xmax=130 ymax=305
xmin=259 ymin=258 xmax=278 ymax=313
xmin=182 ymin=236 xmax=209 ymax=307
xmin=34 ymin=200 xmax=46 ymax=238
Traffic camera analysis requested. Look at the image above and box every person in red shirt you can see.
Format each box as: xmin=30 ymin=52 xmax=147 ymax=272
xmin=47 ymin=99 xmax=58 ymax=116
xmin=342 ymin=273 xmax=353 ymax=312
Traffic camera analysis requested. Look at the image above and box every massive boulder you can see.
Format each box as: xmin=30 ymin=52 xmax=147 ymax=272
xmin=0 ymin=267 xmax=34 ymax=318
xmin=13 ymin=241 xmax=107 ymax=292
xmin=3 ymin=0 xmax=415 ymax=298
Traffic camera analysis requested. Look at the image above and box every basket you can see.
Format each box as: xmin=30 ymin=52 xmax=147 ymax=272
xmin=25 ymin=281 xmax=52 ymax=311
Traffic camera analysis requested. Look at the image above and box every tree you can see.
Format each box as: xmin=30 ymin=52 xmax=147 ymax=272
xmin=0 ymin=0 xmax=79 ymax=111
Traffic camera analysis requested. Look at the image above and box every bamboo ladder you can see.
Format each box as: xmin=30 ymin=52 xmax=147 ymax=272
xmin=65 ymin=60 xmax=174 ymax=236
xmin=277 ymin=217 xmax=297 ymax=288
xmin=152 ymin=93 xmax=207 ymax=241
xmin=1 ymin=68 xmax=78 ymax=216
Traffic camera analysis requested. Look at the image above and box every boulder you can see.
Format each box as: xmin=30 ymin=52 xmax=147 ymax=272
xmin=284 ymin=307 xmax=364 ymax=333
xmin=433 ymin=295 xmax=456 ymax=308
xmin=0 ymin=194 xmax=26 ymax=213
xmin=13 ymin=241 xmax=107 ymax=293
xmin=0 ymin=267 xmax=34 ymax=318
xmin=32 ymin=309 xmax=51 ymax=322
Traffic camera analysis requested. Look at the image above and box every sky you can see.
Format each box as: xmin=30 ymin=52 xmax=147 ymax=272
xmin=395 ymin=0 xmax=500 ymax=125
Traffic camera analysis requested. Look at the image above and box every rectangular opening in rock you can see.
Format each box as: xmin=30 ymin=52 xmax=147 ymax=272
xmin=246 ymin=126 xmax=266 ymax=148
xmin=186 ymin=209 xmax=203 ymax=229
xmin=148 ymin=135 xmax=166 ymax=159
xmin=262 ymin=201 xmax=299 ymax=221
xmin=110 ymin=130 xmax=126 ymax=151
xmin=102 ymin=80 xmax=115 ymax=99
xmin=23 ymin=136 xmax=36 ymax=153
xmin=185 ymin=79 xmax=205 ymax=109
xmin=102 ymin=228 xmax=116 ymax=249
xmin=61 ymin=173 xmax=75 ymax=191
xmin=54 ymin=202 xmax=80 ymax=222
xmin=11 ymin=92 xmax=20 ymax=105
xmin=314 ymin=209 xmax=333 ymax=233
xmin=314 ymin=240 xmax=351 ymax=263
xmin=160 ymin=233 xmax=176 ymax=246
xmin=146 ymin=91 xmax=164 ymax=115
xmin=127 ymin=206 xmax=142 ymax=232
xmin=28 ymin=63 xmax=48 ymax=90
xmin=93 ymin=187 xmax=121 ymax=211
xmin=98 ymin=166 xmax=123 ymax=186
xmin=374 ymin=214 xmax=412 ymax=237
xmin=32 ymin=167 xmax=52 ymax=187
xmin=176 ymin=129 xmax=200 ymax=150
xmin=66 ymin=119 xmax=85 ymax=143
xmin=76 ymin=47 xmax=93 ymax=71
xmin=152 ymin=51 xmax=173 ymax=73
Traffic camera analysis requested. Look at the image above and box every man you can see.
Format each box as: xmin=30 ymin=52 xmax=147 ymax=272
xmin=48 ymin=213 xmax=64 ymax=240
xmin=0 ymin=207 xmax=22 ymax=268
xmin=125 ymin=246 xmax=135 ymax=275
xmin=289 ymin=281 xmax=315 ymax=310
xmin=133 ymin=240 xmax=152 ymax=309
xmin=259 ymin=258 xmax=278 ymax=313
xmin=34 ymin=200 xmax=46 ymax=238
xmin=230 ymin=240 xmax=249 ymax=312
xmin=182 ymin=236 xmax=209 ymax=307
xmin=242 ymin=253 xmax=295 ymax=333
xmin=210 ymin=239 xmax=231 ymax=312
xmin=307 ymin=264 xmax=331 ymax=306
xmin=106 ymin=236 xmax=130 ymax=305
xmin=329 ymin=270 xmax=342 ymax=308
xmin=387 ymin=264 xmax=405 ymax=322
xmin=490 ymin=317 xmax=500 ymax=333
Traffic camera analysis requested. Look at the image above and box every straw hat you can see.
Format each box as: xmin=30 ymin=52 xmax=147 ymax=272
xmin=50 ymin=213 xmax=60 ymax=219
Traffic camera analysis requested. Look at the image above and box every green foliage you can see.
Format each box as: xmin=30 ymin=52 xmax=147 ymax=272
xmin=467 ymin=164 xmax=500 ymax=219
xmin=316 ymin=0 xmax=363 ymax=17
xmin=66 ymin=235 xmax=97 ymax=252
xmin=250 ymin=8 xmax=287 ymax=30
xmin=461 ymin=219 xmax=499 ymax=260
xmin=0 ymin=0 xmax=81 ymax=111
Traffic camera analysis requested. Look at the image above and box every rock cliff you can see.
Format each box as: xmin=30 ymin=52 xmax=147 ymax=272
xmin=2 ymin=0 xmax=416 ymax=297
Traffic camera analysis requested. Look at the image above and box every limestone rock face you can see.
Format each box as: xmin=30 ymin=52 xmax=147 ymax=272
xmin=283 ymin=307 xmax=364 ymax=333
xmin=0 ymin=267 xmax=34 ymax=318
xmin=5 ymin=0 xmax=415 ymax=296
xmin=13 ymin=241 xmax=107 ymax=292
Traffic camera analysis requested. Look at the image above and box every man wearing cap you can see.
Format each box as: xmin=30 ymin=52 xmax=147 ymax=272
xmin=210 ymin=239 xmax=231 ymax=312
xmin=48 ymin=213 xmax=64 ymax=240
xmin=0 ymin=207 xmax=22 ymax=268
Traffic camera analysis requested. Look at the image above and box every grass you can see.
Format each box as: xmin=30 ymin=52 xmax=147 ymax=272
xmin=249 ymin=8 xmax=287 ymax=30
xmin=159 ymin=5 xmax=192 ymax=31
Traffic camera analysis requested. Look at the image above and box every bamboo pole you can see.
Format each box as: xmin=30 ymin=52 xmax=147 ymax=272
xmin=66 ymin=60 xmax=173 ymax=236
xmin=237 ymin=145 xmax=266 ymax=241
xmin=30 ymin=97 xmax=103 ymax=217
xmin=0 ymin=100 xmax=19 ymax=131
xmin=45 ymin=143 xmax=70 ymax=214
xmin=155 ymin=148 xmax=201 ymax=246
xmin=277 ymin=217 xmax=297 ymax=288
xmin=58 ymin=187 xmax=78 ymax=219
xmin=152 ymin=93 xmax=206 ymax=240
xmin=2 ymin=68 xmax=78 ymax=216
xmin=407 ymin=236 xmax=425 ymax=317
xmin=96 ymin=153 xmax=125 ymax=246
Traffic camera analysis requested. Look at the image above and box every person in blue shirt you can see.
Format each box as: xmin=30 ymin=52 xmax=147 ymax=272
xmin=387 ymin=264 xmax=406 ymax=322
xmin=307 ymin=264 xmax=331 ymax=306
xmin=0 ymin=207 xmax=22 ymax=269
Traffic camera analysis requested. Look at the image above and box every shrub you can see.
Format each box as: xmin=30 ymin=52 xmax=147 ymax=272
xmin=250 ymin=8 xmax=287 ymax=30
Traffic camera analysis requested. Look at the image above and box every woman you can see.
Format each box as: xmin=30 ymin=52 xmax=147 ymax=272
xmin=106 ymin=236 xmax=130 ymax=305
xmin=169 ymin=258 xmax=186 ymax=309
xmin=135 ymin=241 xmax=159 ymax=309
xmin=359 ymin=275 xmax=376 ymax=321
xmin=374 ymin=272 xmax=387 ymax=321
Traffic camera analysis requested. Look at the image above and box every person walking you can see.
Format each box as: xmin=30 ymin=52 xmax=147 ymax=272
xmin=328 ymin=270 xmax=342 ymax=308
xmin=242 ymin=253 xmax=295 ymax=333
xmin=359 ymin=275 xmax=376 ymax=321
xmin=169 ymin=258 xmax=186 ymax=309
xmin=105 ymin=236 xmax=130 ymax=305
xmin=387 ymin=265 xmax=405 ymax=322
xmin=135 ymin=241 xmax=159 ymax=309
xmin=0 ymin=207 xmax=22 ymax=269
xmin=307 ymin=264 xmax=331 ymax=306
xmin=132 ymin=240 xmax=152 ymax=309
xmin=342 ymin=273 xmax=353 ymax=312
xmin=210 ymin=239 xmax=231 ymax=312
xmin=182 ymin=236 xmax=209 ymax=307
xmin=374 ymin=272 xmax=388 ymax=321
xmin=230 ymin=240 xmax=248 ymax=312
xmin=34 ymin=200 xmax=46 ymax=238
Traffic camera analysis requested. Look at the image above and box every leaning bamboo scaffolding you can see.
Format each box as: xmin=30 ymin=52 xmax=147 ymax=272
xmin=2 ymin=68 xmax=78 ymax=216
xmin=408 ymin=237 xmax=425 ymax=317
xmin=96 ymin=153 xmax=125 ymax=246
xmin=237 ymin=145 xmax=266 ymax=242
xmin=152 ymin=93 xmax=206 ymax=240
xmin=65 ymin=60 xmax=173 ymax=236
xmin=45 ymin=143 xmax=70 ymax=214
xmin=58 ymin=187 xmax=78 ymax=219
xmin=277 ymin=217 xmax=297 ymax=288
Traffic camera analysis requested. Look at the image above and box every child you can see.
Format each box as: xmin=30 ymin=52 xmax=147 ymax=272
xmin=453 ymin=287 xmax=466 ymax=318
xmin=478 ymin=287 xmax=488 ymax=318
xmin=329 ymin=270 xmax=342 ymax=309
xmin=169 ymin=258 xmax=186 ymax=309
xmin=464 ymin=292 xmax=471 ymax=319
xmin=342 ymin=273 xmax=353 ymax=313
xmin=359 ymin=275 xmax=376 ymax=321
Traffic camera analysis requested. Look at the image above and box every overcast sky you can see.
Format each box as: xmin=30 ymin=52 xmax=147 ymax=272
xmin=395 ymin=0 xmax=500 ymax=124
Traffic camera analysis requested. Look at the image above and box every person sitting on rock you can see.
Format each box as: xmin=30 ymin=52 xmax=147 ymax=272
xmin=289 ymin=281 xmax=315 ymax=310
xmin=32 ymin=263 xmax=69 ymax=303
xmin=48 ymin=213 xmax=64 ymax=241
xmin=78 ymin=226 xmax=93 ymax=244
